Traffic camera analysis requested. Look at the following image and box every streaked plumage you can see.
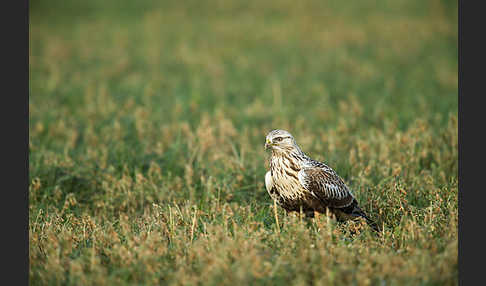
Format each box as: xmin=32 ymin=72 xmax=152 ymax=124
xmin=264 ymin=129 xmax=378 ymax=231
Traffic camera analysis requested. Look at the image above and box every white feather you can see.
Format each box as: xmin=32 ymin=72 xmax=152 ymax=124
xmin=265 ymin=171 xmax=273 ymax=194
xmin=297 ymin=169 xmax=306 ymax=188
xmin=297 ymin=170 xmax=319 ymax=199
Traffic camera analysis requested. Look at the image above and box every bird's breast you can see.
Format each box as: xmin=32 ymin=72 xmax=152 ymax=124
xmin=269 ymin=155 xmax=305 ymax=201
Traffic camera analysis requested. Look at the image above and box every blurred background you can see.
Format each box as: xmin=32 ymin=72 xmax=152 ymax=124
xmin=30 ymin=0 xmax=457 ymax=131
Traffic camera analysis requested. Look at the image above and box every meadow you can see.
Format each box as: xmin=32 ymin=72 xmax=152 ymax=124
xmin=29 ymin=0 xmax=458 ymax=285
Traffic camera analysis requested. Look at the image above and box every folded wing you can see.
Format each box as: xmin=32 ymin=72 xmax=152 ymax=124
xmin=298 ymin=167 xmax=354 ymax=208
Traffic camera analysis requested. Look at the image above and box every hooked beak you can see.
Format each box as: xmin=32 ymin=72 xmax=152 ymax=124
xmin=265 ymin=139 xmax=272 ymax=150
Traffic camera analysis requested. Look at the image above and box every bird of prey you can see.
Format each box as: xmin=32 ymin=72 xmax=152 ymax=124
xmin=264 ymin=129 xmax=378 ymax=231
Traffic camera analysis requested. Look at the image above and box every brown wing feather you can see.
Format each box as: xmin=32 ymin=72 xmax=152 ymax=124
xmin=298 ymin=167 xmax=354 ymax=208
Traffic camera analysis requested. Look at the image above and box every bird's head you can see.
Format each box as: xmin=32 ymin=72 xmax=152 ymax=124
xmin=265 ymin=129 xmax=301 ymax=153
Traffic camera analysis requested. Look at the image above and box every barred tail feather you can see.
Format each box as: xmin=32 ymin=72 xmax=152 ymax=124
xmin=358 ymin=211 xmax=380 ymax=232
xmin=341 ymin=200 xmax=380 ymax=232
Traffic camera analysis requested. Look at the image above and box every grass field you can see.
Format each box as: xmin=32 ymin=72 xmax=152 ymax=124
xmin=29 ymin=0 xmax=458 ymax=285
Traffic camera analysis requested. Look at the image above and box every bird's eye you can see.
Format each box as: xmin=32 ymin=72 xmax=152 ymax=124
xmin=275 ymin=137 xmax=283 ymax=142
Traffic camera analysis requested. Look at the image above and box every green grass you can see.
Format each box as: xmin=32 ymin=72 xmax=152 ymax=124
xmin=29 ymin=0 xmax=458 ymax=285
